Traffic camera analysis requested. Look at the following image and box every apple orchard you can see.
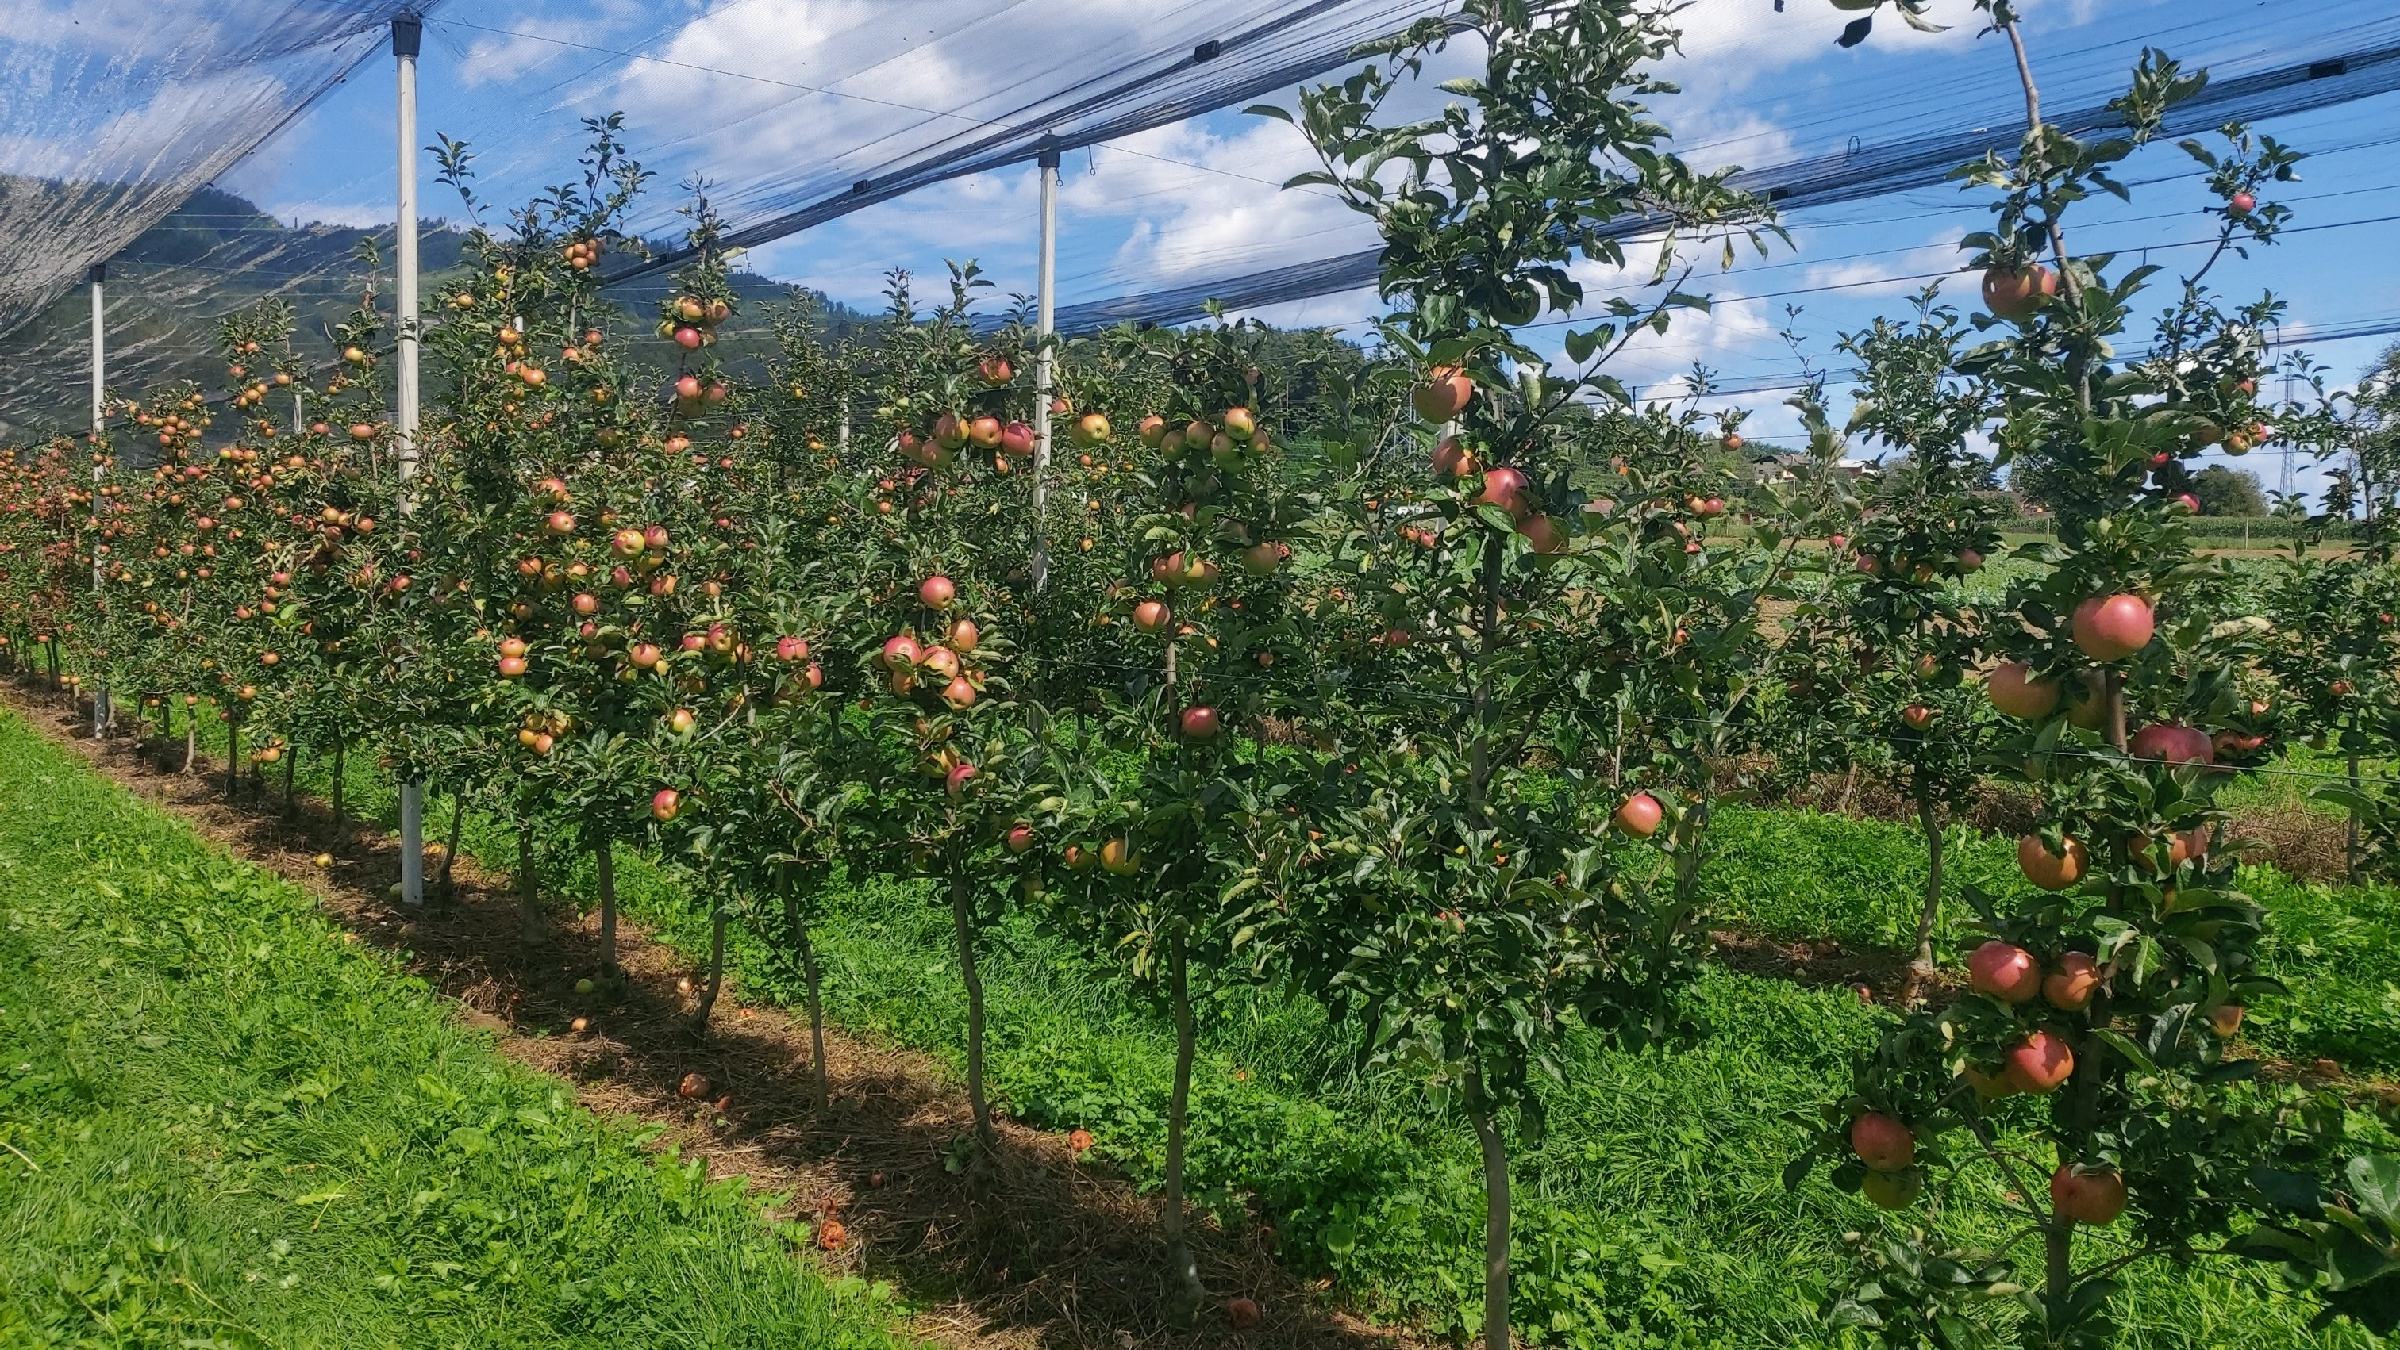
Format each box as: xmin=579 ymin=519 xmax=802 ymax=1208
xmin=7 ymin=1 xmax=2400 ymax=1347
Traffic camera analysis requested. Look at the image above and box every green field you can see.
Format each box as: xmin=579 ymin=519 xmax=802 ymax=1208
xmin=0 ymin=711 xmax=916 ymax=1349
xmin=43 ymin=699 xmax=2398 ymax=1347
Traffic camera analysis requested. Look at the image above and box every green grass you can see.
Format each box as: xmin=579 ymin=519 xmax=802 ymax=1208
xmin=111 ymin=700 xmax=2400 ymax=1345
xmin=0 ymin=709 xmax=916 ymax=1349
xmin=1701 ymin=804 xmax=2400 ymax=1071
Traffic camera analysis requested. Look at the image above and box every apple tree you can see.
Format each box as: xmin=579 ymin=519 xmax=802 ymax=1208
xmin=1257 ymin=3 xmax=1771 ymax=1344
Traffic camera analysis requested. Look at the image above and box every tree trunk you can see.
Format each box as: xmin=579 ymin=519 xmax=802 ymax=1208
xmin=1161 ymin=932 xmax=1205 ymax=1313
xmin=1903 ymin=783 xmax=1945 ymax=1004
xmin=282 ymin=743 xmax=300 ymax=815
xmin=2043 ymin=1215 xmax=2075 ymax=1334
xmin=182 ymin=715 xmax=198 ymax=775
xmin=225 ymin=722 xmax=241 ymax=799
xmin=594 ymin=842 xmax=619 ymax=981
xmin=2347 ymin=740 xmax=2363 ymax=884
xmin=1467 ymin=1085 xmax=1513 ymax=1350
xmin=693 ymin=897 xmax=728 ymax=1029
xmin=331 ymin=736 xmax=347 ymax=830
xmin=950 ymin=869 xmax=996 ymax=1150
xmin=794 ymin=913 xmax=831 ymax=1112
xmin=439 ymin=792 xmax=465 ymax=897
xmin=516 ymin=821 xmax=544 ymax=941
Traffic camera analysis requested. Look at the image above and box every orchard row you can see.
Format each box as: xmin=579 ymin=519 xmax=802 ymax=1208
xmin=5 ymin=2 xmax=2400 ymax=1344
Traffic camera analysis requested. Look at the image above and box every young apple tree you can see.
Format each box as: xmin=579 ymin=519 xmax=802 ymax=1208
xmin=1797 ymin=6 xmax=2363 ymax=1342
xmin=1258 ymin=4 xmax=1770 ymax=1345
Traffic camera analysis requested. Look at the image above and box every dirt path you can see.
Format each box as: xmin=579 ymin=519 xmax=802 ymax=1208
xmin=0 ymin=682 xmax=1409 ymax=1350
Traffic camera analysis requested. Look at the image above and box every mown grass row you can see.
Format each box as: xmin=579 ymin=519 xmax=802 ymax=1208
xmin=127 ymin=701 xmax=2391 ymax=1346
xmin=0 ymin=710 xmax=917 ymax=1349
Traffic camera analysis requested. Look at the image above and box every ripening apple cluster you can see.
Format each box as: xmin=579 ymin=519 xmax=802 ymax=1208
xmin=1413 ymin=366 xmax=1571 ymax=557
xmin=657 ymin=290 xmax=733 ymax=353
xmin=1980 ymin=588 xmax=2273 ymax=887
xmin=875 ymin=573 xmax=990 ymax=797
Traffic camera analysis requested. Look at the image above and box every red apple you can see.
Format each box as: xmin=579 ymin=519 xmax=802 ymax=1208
xmin=2005 ymin=1030 xmax=2075 ymax=1093
xmin=1901 ymin=704 xmax=1937 ymax=731
xmin=1987 ymin=662 xmax=2060 ymax=719
xmin=1849 ymin=1112 xmax=1916 ymax=1172
xmin=1517 ymin=513 xmax=1565 ymax=555
xmin=2071 ymin=594 xmax=2155 ymax=662
xmin=1432 ymin=437 xmax=1476 ymax=479
xmin=2018 ymin=834 xmax=2088 ymax=891
xmin=880 ymin=634 xmax=923 ymax=670
xmin=1478 ymin=466 xmax=1532 ymax=520
xmin=2229 ymin=190 xmax=2257 ymax=214
xmin=1614 ymin=792 xmax=1665 ymax=837
xmin=1100 ymin=838 xmax=1139 ymax=876
xmin=1968 ymin=941 xmax=2042 ymax=1004
xmin=1005 ymin=824 xmax=1036 ymax=854
xmin=1981 ymin=262 xmax=2057 ymax=319
xmin=2129 ymin=722 xmax=2213 ymax=766
xmin=919 ymin=575 xmax=957 ymax=609
xmin=2051 ymin=1163 xmax=2127 ymax=1225
xmin=2043 ymin=952 xmax=2100 ymax=1011
xmin=945 ymin=762 xmax=978 ymax=797
xmin=1180 ymin=705 xmax=1221 ymax=739
xmin=1132 ymin=600 xmax=1171 ymax=633
xmin=651 ymin=788 xmax=681 ymax=822
xmin=1411 ymin=366 xmax=1475 ymax=421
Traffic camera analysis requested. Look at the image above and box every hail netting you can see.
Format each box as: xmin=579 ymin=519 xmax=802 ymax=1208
xmin=1050 ymin=4 xmax=2400 ymax=332
xmin=0 ymin=2 xmax=433 ymax=363
xmin=0 ymin=0 xmax=1445 ymax=439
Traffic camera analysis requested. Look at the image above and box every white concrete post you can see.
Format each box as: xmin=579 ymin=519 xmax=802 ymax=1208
xmin=1030 ymin=142 xmax=1059 ymax=593
xmin=394 ymin=12 xmax=426 ymax=906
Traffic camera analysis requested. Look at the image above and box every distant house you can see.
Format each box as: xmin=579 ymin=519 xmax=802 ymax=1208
xmin=1754 ymin=453 xmax=1882 ymax=484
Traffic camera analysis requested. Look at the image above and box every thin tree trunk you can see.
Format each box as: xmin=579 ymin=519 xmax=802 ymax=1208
xmin=516 ymin=821 xmax=544 ymax=940
xmin=439 ymin=792 xmax=465 ymax=896
xmin=1467 ymin=1083 xmax=1513 ymax=1350
xmin=792 ymin=910 xmax=831 ymax=1111
xmin=1161 ymin=932 xmax=1205 ymax=1312
xmin=282 ymin=742 xmax=300 ymax=815
xmin=225 ymin=721 xmax=241 ymax=799
xmin=950 ymin=869 xmax=996 ymax=1150
xmin=1836 ymin=760 xmax=1860 ymax=816
xmin=693 ymin=897 xmax=728 ymax=1029
xmin=1904 ymin=783 xmax=1945 ymax=1003
xmin=595 ymin=841 xmax=619 ymax=980
xmin=331 ymin=736 xmax=347 ymax=830
xmin=2044 ymin=1216 xmax=2075 ymax=1332
xmin=182 ymin=714 xmax=198 ymax=775
xmin=2347 ymin=740 xmax=2363 ymax=884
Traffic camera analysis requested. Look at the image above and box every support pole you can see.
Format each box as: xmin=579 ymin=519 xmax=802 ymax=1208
xmin=1029 ymin=141 xmax=1060 ymax=594
xmin=89 ymin=264 xmax=109 ymax=737
xmin=394 ymin=12 xmax=426 ymax=907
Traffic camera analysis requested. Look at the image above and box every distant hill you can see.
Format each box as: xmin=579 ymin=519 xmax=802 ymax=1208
xmin=0 ymin=185 xmax=874 ymax=441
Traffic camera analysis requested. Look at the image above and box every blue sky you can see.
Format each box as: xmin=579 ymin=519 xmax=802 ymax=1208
xmin=201 ymin=0 xmax=2400 ymax=501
